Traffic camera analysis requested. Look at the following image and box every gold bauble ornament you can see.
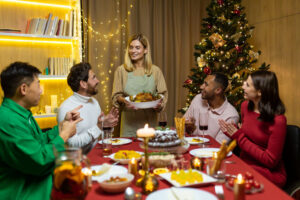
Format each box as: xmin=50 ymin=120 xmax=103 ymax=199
xmin=220 ymin=51 xmax=224 ymax=55
xmin=225 ymin=52 xmax=231 ymax=59
xmin=234 ymin=4 xmax=240 ymax=10
xmin=218 ymin=14 xmax=226 ymax=21
xmin=209 ymin=33 xmax=226 ymax=49
xmin=232 ymin=73 xmax=241 ymax=79
xmin=197 ymin=56 xmax=206 ymax=68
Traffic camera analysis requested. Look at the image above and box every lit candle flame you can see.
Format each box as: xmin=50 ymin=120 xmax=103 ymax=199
xmin=237 ymin=173 xmax=244 ymax=183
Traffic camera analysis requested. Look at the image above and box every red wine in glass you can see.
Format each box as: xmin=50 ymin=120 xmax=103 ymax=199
xmin=158 ymin=121 xmax=167 ymax=127
xmin=158 ymin=111 xmax=167 ymax=128
xmin=199 ymin=125 xmax=208 ymax=131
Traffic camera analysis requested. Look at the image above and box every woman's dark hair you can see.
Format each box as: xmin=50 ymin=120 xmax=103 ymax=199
xmin=248 ymin=70 xmax=285 ymax=122
xmin=67 ymin=62 xmax=91 ymax=92
xmin=0 ymin=62 xmax=41 ymax=98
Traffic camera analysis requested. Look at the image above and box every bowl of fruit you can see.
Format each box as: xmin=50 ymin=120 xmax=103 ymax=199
xmin=225 ymin=171 xmax=264 ymax=194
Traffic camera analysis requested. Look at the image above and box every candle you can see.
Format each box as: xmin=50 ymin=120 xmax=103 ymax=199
xmin=212 ymin=152 xmax=218 ymax=159
xmin=234 ymin=173 xmax=245 ymax=200
xmin=137 ymin=124 xmax=155 ymax=138
xmin=191 ymin=157 xmax=202 ymax=170
xmin=128 ymin=158 xmax=138 ymax=176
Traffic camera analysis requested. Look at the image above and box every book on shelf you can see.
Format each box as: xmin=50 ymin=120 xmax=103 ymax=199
xmin=48 ymin=57 xmax=72 ymax=75
xmin=68 ymin=10 xmax=74 ymax=37
xmin=0 ymin=28 xmax=22 ymax=33
xmin=56 ymin=19 xmax=65 ymax=36
xmin=62 ymin=20 xmax=69 ymax=36
xmin=36 ymin=19 xmax=47 ymax=35
xmin=25 ymin=20 xmax=30 ymax=33
xmin=43 ymin=13 xmax=53 ymax=35
xmin=28 ymin=18 xmax=40 ymax=34
xmin=49 ymin=16 xmax=58 ymax=36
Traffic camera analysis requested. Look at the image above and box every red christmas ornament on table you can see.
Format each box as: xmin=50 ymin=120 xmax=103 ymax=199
xmin=184 ymin=79 xmax=193 ymax=84
xmin=203 ymin=67 xmax=211 ymax=75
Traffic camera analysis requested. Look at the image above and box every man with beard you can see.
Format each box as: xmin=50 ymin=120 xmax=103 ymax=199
xmin=183 ymin=72 xmax=239 ymax=144
xmin=58 ymin=62 xmax=118 ymax=154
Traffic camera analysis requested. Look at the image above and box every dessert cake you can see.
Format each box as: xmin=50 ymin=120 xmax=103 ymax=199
xmin=148 ymin=129 xmax=181 ymax=147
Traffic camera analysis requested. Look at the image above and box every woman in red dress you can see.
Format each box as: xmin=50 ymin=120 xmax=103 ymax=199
xmin=219 ymin=70 xmax=286 ymax=187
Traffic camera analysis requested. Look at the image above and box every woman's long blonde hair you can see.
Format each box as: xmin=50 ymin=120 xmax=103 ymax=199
xmin=124 ymin=34 xmax=153 ymax=75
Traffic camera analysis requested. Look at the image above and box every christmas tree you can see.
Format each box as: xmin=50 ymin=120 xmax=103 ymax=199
xmin=180 ymin=0 xmax=269 ymax=114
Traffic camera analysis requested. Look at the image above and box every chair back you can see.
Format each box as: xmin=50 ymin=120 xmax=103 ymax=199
xmin=283 ymin=125 xmax=300 ymax=182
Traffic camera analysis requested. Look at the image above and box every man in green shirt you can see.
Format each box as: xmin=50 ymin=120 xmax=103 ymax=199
xmin=0 ymin=62 xmax=83 ymax=200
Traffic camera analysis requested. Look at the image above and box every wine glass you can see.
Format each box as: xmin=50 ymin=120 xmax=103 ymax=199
xmin=199 ymin=112 xmax=208 ymax=148
xmin=158 ymin=111 xmax=167 ymax=129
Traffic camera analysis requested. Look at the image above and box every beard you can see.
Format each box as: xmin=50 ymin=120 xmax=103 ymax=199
xmin=201 ymin=91 xmax=214 ymax=101
xmin=87 ymin=85 xmax=98 ymax=96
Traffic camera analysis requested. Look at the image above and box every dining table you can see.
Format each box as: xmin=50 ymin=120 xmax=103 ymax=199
xmin=85 ymin=136 xmax=293 ymax=200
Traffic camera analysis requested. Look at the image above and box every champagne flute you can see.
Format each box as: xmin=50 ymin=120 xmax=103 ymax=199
xmin=158 ymin=111 xmax=167 ymax=128
xmin=199 ymin=112 xmax=208 ymax=148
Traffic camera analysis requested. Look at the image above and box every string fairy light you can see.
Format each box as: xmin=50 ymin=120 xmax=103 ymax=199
xmin=81 ymin=0 xmax=136 ymax=112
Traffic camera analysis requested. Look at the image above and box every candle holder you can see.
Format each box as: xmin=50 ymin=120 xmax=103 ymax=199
xmin=234 ymin=174 xmax=245 ymax=200
xmin=128 ymin=158 xmax=138 ymax=177
xmin=136 ymin=124 xmax=159 ymax=194
xmin=139 ymin=137 xmax=159 ymax=194
xmin=190 ymin=157 xmax=203 ymax=171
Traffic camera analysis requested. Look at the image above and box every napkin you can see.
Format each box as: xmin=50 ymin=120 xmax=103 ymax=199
xmin=209 ymin=139 xmax=237 ymax=175
xmin=174 ymin=117 xmax=185 ymax=139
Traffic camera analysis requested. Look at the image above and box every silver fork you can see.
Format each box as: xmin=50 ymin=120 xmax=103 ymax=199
xmin=215 ymin=185 xmax=225 ymax=200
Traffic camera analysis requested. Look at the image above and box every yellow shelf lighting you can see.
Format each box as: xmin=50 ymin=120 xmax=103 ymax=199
xmin=0 ymin=37 xmax=73 ymax=44
xmin=2 ymin=0 xmax=72 ymax=9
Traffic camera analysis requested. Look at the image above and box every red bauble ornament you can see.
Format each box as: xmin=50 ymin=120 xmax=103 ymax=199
xmin=184 ymin=79 xmax=193 ymax=84
xmin=235 ymin=45 xmax=242 ymax=53
xmin=203 ymin=67 xmax=211 ymax=75
xmin=234 ymin=9 xmax=241 ymax=15
xmin=217 ymin=0 xmax=224 ymax=5
xmin=207 ymin=24 xmax=212 ymax=29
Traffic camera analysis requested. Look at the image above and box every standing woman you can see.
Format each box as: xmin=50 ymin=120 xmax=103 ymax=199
xmin=219 ymin=71 xmax=287 ymax=187
xmin=112 ymin=34 xmax=168 ymax=137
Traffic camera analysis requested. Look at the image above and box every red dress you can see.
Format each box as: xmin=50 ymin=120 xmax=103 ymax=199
xmin=231 ymin=101 xmax=287 ymax=187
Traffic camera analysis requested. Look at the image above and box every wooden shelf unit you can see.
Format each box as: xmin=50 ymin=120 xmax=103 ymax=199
xmin=0 ymin=0 xmax=82 ymax=129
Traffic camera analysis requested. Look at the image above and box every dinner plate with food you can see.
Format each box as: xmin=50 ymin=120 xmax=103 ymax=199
xmin=108 ymin=150 xmax=143 ymax=164
xmin=146 ymin=187 xmax=218 ymax=200
xmin=185 ymin=137 xmax=210 ymax=145
xmin=98 ymin=138 xmax=132 ymax=146
xmin=85 ymin=163 xmax=128 ymax=182
xmin=189 ymin=148 xmax=232 ymax=158
xmin=159 ymin=169 xmax=217 ymax=187
xmin=125 ymin=92 xmax=164 ymax=109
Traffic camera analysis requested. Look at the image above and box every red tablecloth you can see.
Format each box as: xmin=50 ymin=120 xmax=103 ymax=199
xmin=86 ymin=137 xmax=292 ymax=200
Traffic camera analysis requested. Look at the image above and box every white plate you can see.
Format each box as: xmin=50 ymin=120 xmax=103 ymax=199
xmin=108 ymin=151 xmax=144 ymax=164
xmin=125 ymin=94 xmax=163 ymax=109
xmin=98 ymin=138 xmax=132 ymax=146
xmin=89 ymin=165 xmax=128 ymax=182
xmin=159 ymin=169 xmax=217 ymax=187
xmin=189 ymin=148 xmax=232 ymax=158
xmin=146 ymin=187 xmax=217 ymax=200
xmin=185 ymin=137 xmax=210 ymax=145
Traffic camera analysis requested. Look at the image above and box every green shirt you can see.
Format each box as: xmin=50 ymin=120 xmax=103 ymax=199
xmin=0 ymin=98 xmax=64 ymax=200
